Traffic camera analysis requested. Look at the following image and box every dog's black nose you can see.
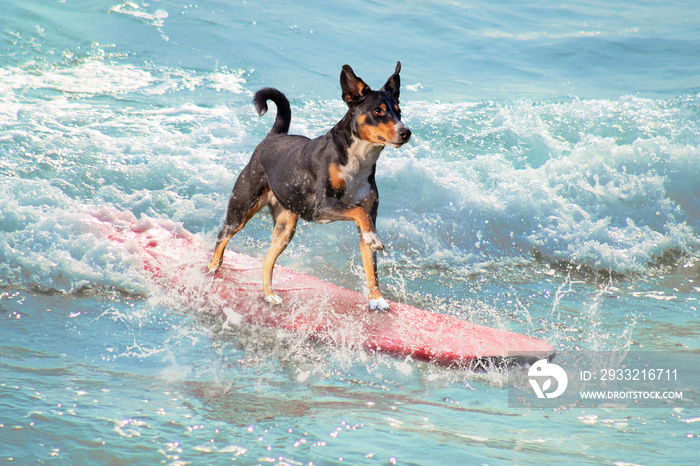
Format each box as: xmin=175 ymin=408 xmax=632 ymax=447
xmin=399 ymin=127 xmax=411 ymax=142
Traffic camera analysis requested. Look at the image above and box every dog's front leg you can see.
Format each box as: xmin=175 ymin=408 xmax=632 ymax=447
xmin=356 ymin=227 xmax=389 ymax=311
xmin=356 ymin=193 xmax=389 ymax=311
xmin=313 ymin=199 xmax=389 ymax=311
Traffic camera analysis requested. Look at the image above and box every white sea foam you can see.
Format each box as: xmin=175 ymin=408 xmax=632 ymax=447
xmin=0 ymin=61 xmax=154 ymax=97
xmin=109 ymin=2 xmax=169 ymax=28
xmin=1 ymin=54 xmax=698 ymax=295
xmin=0 ymin=59 xmax=247 ymax=100
xmin=376 ymin=98 xmax=700 ymax=274
xmin=0 ymin=180 xmax=146 ymax=293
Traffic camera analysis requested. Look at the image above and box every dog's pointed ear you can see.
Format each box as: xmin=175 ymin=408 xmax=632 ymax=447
xmin=382 ymin=61 xmax=402 ymax=101
xmin=341 ymin=65 xmax=370 ymax=104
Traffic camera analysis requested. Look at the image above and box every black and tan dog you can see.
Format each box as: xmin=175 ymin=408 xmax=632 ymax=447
xmin=208 ymin=62 xmax=411 ymax=311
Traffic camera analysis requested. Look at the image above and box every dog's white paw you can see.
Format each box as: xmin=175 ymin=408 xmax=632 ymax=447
xmin=264 ymin=293 xmax=283 ymax=305
xmin=363 ymin=232 xmax=384 ymax=251
xmin=369 ymin=297 xmax=390 ymax=311
xmin=207 ymin=260 xmax=220 ymax=273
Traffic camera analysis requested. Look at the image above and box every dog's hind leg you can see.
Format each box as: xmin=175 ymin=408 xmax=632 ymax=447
xmin=262 ymin=204 xmax=298 ymax=304
xmin=208 ymin=166 xmax=272 ymax=272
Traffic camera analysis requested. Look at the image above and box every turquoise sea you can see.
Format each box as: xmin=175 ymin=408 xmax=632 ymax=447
xmin=1 ymin=0 xmax=699 ymax=464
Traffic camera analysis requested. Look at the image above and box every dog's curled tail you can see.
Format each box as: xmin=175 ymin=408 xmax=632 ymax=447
xmin=254 ymin=88 xmax=291 ymax=135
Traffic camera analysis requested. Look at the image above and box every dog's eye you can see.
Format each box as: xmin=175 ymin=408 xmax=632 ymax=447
xmin=374 ymin=109 xmax=384 ymax=117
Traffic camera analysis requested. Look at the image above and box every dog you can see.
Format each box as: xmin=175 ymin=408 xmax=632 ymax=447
xmin=208 ymin=62 xmax=411 ymax=311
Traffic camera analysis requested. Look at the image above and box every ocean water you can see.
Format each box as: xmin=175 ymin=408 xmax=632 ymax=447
xmin=1 ymin=0 xmax=699 ymax=464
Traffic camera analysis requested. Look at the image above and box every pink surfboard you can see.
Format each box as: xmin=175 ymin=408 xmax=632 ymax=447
xmin=95 ymin=211 xmax=554 ymax=367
